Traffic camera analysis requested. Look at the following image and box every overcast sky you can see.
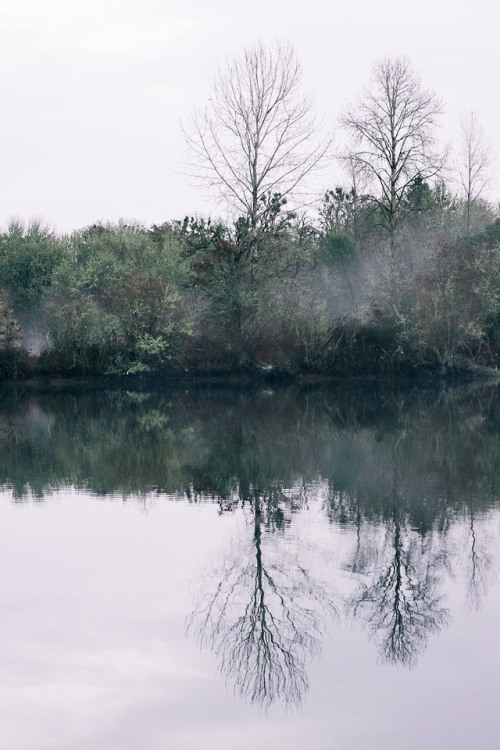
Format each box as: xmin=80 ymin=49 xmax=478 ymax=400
xmin=0 ymin=0 xmax=497 ymax=232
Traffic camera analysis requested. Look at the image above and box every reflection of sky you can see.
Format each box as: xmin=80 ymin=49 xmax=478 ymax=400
xmin=1 ymin=491 xmax=500 ymax=750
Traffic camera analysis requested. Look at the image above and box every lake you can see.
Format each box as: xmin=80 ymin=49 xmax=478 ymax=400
xmin=1 ymin=381 xmax=500 ymax=749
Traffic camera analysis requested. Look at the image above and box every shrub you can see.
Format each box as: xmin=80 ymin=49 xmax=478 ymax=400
xmin=0 ymin=296 xmax=29 ymax=379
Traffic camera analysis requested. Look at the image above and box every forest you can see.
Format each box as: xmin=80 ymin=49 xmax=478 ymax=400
xmin=1 ymin=47 xmax=499 ymax=381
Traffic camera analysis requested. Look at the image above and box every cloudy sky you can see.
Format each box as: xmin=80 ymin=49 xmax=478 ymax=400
xmin=0 ymin=0 xmax=497 ymax=232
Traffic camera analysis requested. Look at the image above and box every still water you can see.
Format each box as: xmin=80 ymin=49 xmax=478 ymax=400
xmin=1 ymin=382 xmax=500 ymax=749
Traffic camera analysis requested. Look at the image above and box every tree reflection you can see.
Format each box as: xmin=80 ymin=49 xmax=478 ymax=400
xmin=189 ymin=494 xmax=336 ymax=708
xmin=348 ymin=504 xmax=449 ymax=666
xmin=3 ymin=383 xmax=500 ymax=686
xmin=464 ymin=501 xmax=493 ymax=611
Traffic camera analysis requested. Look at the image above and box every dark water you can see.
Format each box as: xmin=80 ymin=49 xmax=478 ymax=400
xmin=1 ymin=382 xmax=500 ymax=749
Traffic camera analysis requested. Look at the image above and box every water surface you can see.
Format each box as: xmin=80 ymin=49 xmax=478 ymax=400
xmin=1 ymin=383 xmax=500 ymax=749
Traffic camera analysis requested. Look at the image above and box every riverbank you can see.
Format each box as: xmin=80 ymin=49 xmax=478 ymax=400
xmin=2 ymin=356 xmax=500 ymax=395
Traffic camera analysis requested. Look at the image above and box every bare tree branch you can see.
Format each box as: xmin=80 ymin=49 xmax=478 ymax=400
xmin=182 ymin=42 xmax=331 ymax=231
xmin=340 ymin=57 xmax=444 ymax=280
xmin=455 ymin=111 xmax=494 ymax=234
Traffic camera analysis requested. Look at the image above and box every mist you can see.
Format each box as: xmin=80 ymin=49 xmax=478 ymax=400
xmin=0 ymin=189 xmax=498 ymax=383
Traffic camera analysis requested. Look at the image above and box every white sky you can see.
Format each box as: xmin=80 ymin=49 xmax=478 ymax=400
xmin=0 ymin=0 xmax=497 ymax=232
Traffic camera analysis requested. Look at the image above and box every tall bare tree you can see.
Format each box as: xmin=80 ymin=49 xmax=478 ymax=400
xmin=341 ymin=57 xmax=444 ymax=281
xmin=183 ymin=42 xmax=330 ymax=234
xmin=456 ymin=111 xmax=493 ymax=235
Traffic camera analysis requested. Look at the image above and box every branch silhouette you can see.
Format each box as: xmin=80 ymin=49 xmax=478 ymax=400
xmin=349 ymin=510 xmax=449 ymax=666
xmin=188 ymin=498 xmax=336 ymax=708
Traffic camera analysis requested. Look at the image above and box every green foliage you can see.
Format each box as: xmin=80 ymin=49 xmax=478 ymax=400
xmin=40 ymin=296 xmax=119 ymax=373
xmin=0 ymin=296 xmax=29 ymax=378
xmin=257 ymin=192 xmax=297 ymax=234
xmin=0 ymin=220 xmax=66 ymax=305
xmin=369 ymin=235 xmax=494 ymax=371
xmin=319 ymin=188 xmax=357 ymax=236
xmin=321 ymin=234 xmax=356 ymax=266
xmin=43 ymin=222 xmax=192 ymax=374
xmin=0 ymin=297 xmax=21 ymax=348
xmin=1 ymin=187 xmax=500 ymax=380
xmin=474 ymin=242 xmax=500 ymax=322
xmin=403 ymin=176 xmax=435 ymax=214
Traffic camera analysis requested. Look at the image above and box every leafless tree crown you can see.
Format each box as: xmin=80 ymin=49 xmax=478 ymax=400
xmin=341 ymin=56 xmax=444 ymax=230
xmin=456 ymin=111 xmax=493 ymax=233
xmin=183 ymin=42 xmax=330 ymax=227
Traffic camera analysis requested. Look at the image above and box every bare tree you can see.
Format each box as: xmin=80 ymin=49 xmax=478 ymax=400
xmin=341 ymin=57 xmax=444 ymax=281
xmin=183 ymin=42 xmax=330 ymax=234
xmin=455 ymin=111 xmax=493 ymax=235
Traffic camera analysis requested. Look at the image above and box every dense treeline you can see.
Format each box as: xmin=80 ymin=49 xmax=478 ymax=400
xmin=0 ymin=191 xmax=499 ymax=380
xmin=1 ymin=48 xmax=500 ymax=381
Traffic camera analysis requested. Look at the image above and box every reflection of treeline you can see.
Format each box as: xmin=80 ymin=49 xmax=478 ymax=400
xmin=1 ymin=201 xmax=500 ymax=379
xmin=2 ymin=384 xmax=500 ymax=522
xmin=2 ymin=384 xmax=499 ymax=683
